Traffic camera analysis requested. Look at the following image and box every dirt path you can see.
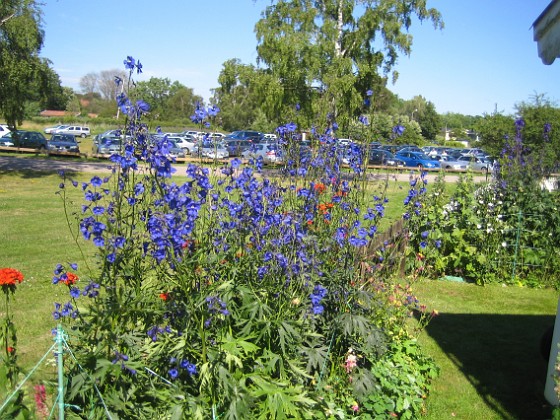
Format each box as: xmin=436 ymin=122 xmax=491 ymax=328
xmin=0 ymin=155 xmax=490 ymax=183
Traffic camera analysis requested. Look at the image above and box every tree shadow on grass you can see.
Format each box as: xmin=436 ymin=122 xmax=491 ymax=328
xmin=423 ymin=312 xmax=556 ymax=419
xmin=0 ymin=155 xmax=113 ymax=178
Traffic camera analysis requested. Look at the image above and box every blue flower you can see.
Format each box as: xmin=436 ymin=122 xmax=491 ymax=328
xmin=310 ymin=284 xmax=327 ymax=316
xmin=168 ymin=368 xmax=179 ymax=380
xmin=123 ymin=56 xmax=136 ymax=70
xmin=392 ymin=125 xmax=405 ymax=137
xmin=91 ymin=176 xmax=103 ymax=187
xmin=136 ymin=100 xmax=150 ymax=113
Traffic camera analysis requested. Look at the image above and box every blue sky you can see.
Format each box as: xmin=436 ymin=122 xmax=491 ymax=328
xmin=39 ymin=0 xmax=558 ymax=116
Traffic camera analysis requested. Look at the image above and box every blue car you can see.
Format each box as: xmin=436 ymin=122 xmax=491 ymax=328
xmin=394 ymin=151 xmax=441 ymax=169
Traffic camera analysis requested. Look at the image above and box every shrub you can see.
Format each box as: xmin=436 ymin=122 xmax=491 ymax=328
xmin=49 ymin=57 xmax=438 ymax=418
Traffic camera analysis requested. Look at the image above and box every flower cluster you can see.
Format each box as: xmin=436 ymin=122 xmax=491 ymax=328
xmin=52 ymin=263 xmax=79 ymax=285
xmin=310 ymin=284 xmax=327 ymax=315
xmin=112 ymin=351 xmax=137 ymax=375
xmin=168 ymin=356 xmax=197 ymax=380
xmin=0 ymin=268 xmax=23 ymax=288
xmin=50 ymin=60 xmax=438 ymax=419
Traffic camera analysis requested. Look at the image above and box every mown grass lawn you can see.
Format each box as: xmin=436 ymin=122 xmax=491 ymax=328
xmin=413 ymin=279 xmax=558 ymax=419
xmin=0 ymin=165 xmax=557 ymax=418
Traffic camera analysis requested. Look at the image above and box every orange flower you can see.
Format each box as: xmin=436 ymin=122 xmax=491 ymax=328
xmin=7 ymin=347 xmax=15 ymax=353
xmin=0 ymin=268 xmax=24 ymax=286
xmin=313 ymin=182 xmax=326 ymax=194
xmin=62 ymin=272 xmax=79 ymax=286
xmin=159 ymin=293 xmax=170 ymax=301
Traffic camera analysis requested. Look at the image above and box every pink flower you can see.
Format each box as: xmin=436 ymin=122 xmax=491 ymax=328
xmin=345 ymin=353 xmax=358 ymax=373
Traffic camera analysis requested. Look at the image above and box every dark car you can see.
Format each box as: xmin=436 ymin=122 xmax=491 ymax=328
xmin=368 ymin=149 xmax=404 ymax=166
xmin=223 ymin=139 xmax=253 ymax=157
xmin=3 ymin=130 xmax=48 ymax=150
xmin=48 ymin=134 xmax=80 ymax=153
xmin=224 ymin=130 xmax=264 ymax=143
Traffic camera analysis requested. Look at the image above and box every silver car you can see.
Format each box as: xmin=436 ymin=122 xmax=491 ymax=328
xmin=242 ymin=143 xmax=283 ymax=163
xmin=198 ymin=141 xmax=229 ymax=159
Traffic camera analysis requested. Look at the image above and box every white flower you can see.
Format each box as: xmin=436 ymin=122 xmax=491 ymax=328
xmin=501 ymin=241 xmax=507 ymax=248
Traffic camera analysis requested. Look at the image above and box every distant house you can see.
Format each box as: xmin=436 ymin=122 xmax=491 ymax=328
xmin=39 ymin=110 xmax=78 ymax=118
xmin=533 ymin=0 xmax=560 ymax=64
xmin=39 ymin=110 xmax=98 ymax=119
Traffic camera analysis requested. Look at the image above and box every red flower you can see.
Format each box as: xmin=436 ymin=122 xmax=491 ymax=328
xmin=62 ymin=272 xmax=79 ymax=286
xmin=0 ymin=268 xmax=24 ymax=286
xmin=159 ymin=293 xmax=170 ymax=301
xmin=7 ymin=347 xmax=15 ymax=353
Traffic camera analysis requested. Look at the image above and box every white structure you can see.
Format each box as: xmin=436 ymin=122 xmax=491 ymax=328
xmin=533 ymin=0 xmax=560 ymax=406
xmin=533 ymin=0 xmax=560 ymax=65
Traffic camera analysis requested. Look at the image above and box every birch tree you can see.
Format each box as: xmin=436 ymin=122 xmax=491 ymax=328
xmin=255 ymin=0 xmax=443 ymax=132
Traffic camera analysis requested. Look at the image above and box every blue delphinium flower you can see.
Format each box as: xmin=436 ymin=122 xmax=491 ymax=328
xmin=168 ymin=368 xmax=179 ymax=380
xmin=393 ymin=124 xmax=405 ymax=137
xmin=310 ymin=284 xmax=327 ymax=315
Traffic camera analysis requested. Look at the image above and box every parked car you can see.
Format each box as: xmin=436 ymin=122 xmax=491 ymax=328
xmin=223 ymin=139 xmax=253 ymax=157
xmin=181 ymin=130 xmax=205 ymax=140
xmin=196 ymin=140 xmax=229 ymax=159
xmin=0 ymin=137 xmax=14 ymax=147
xmin=48 ymin=134 xmax=80 ymax=153
xmin=167 ymin=135 xmax=198 ymax=154
xmin=93 ymin=138 xmax=123 ymax=155
xmin=53 ymin=125 xmax=90 ymax=138
xmin=0 ymin=124 xmax=11 ymax=138
xmin=164 ymin=139 xmax=186 ymax=159
xmin=44 ymin=124 xmax=69 ymax=134
xmin=436 ymin=155 xmax=469 ymax=171
xmin=3 ymin=130 xmax=48 ymax=150
xmin=242 ymin=143 xmax=283 ymax=163
xmin=368 ymin=149 xmax=405 ymax=167
xmin=224 ymin=130 xmax=264 ymax=143
xmin=94 ymin=129 xmax=122 ymax=144
xmin=456 ymin=155 xmax=494 ymax=172
xmin=378 ymin=144 xmax=402 ymax=154
xmin=206 ymin=132 xmax=226 ymax=141
xmin=396 ymin=145 xmax=423 ymax=153
xmin=394 ymin=151 xmax=441 ymax=169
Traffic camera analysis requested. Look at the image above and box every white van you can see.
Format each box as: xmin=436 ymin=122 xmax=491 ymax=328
xmin=53 ymin=125 xmax=91 ymax=138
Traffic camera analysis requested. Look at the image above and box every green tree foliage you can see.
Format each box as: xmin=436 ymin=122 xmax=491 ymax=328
xmin=515 ymin=94 xmax=560 ymax=166
xmin=134 ymin=77 xmax=202 ymax=122
xmin=215 ymin=59 xmax=266 ymax=131
xmin=417 ymin=100 xmax=441 ymax=140
xmin=254 ymin=0 xmax=443 ymax=131
xmin=0 ymin=0 xmax=63 ymax=127
xmin=474 ymin=113 xmax=515 ymax=157
xmin=398 ymin=95 xmax=441 ymax=141
xmin=441 ymin=112 xmax=480 ymax=139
